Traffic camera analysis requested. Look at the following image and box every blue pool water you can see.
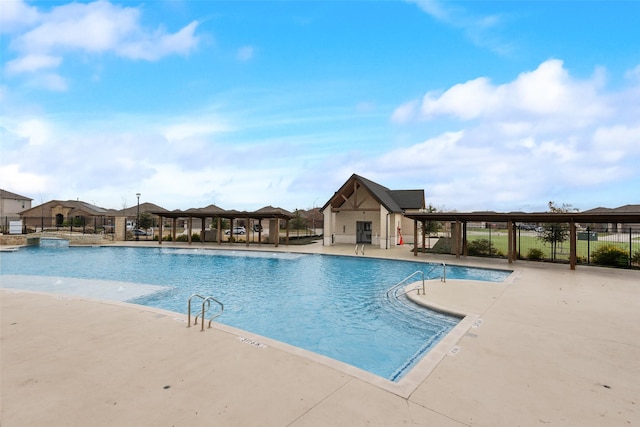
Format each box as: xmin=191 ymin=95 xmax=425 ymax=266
xmin=1 ymin=244 xmax=511 ymax=381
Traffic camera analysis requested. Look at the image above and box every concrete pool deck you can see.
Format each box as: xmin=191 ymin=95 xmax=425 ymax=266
xmin=1 ymin=242 xmax=639 ymax=426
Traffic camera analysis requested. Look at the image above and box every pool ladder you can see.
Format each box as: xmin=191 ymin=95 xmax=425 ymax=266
xmin=387 ymin=263 xmax=446 ymax=298
xmin=187 ymin=294 xmax=224 ymax=332
xmin=355 ymin=244 xmax=365 ymax=255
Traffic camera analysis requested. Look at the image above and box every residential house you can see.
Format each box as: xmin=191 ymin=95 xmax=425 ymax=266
xmin=1 ymin=189 xmax=33 ymax=219
xmin=19 ymin=200 xmax=111 ymax=231
xmin=581 ymin=205 xmax=640 ymax=232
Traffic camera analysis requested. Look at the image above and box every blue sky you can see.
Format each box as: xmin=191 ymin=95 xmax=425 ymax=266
xmin=1 ymin=0 xmax=639 ymax=212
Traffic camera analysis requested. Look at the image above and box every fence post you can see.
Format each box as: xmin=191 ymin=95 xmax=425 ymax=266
xmin=630 ymin=227 xmax=633 ymax=268
xmin=589 ymin=226 xmax=592 ymax=264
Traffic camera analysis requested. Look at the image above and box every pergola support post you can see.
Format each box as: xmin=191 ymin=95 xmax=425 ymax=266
xmin=246 ymin=216 xmax=250 ymax=247
xmin=453 ymin=221 xmax=462 ymax=259
xmin=172 ymin=218 xmax=177 ymax=243
xmin=570 ymin=220 xmax=577 ymax=270
xmin=507 ymin=220 xmax=513 ymax=264
xmin=285 ymin=219 xmax=290 ymax=245
xmin=462 ymin=221 xmax=468 ymax=257
xmin=413 ymin=219 xmax=419 ymax=257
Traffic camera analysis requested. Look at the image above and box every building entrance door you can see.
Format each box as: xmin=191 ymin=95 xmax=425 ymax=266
xmin=356 ymin=221 xmax=372 ymax=244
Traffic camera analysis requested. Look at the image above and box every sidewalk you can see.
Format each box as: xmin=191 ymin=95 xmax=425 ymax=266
xmin=2 ymin=243 xmax=639 ymax=426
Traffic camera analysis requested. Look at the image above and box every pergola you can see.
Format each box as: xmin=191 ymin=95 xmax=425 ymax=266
xmin=404 ymin=211 xmax=640 ymax=270
xmin=151 ymin=205 xmax=293 ymax=247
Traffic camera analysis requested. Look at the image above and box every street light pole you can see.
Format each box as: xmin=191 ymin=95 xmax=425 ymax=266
xmin=136 ymin=193 xmax=141 ymax=241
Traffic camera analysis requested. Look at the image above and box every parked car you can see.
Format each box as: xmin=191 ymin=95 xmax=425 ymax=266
xmin=253 ymin=224 xmax=263 ymax=232
xmin=517 ymin=223 xmax=537 ymax=231
xmin=225 ymin=227 xmax=246 ymax=235
xmin=133 ymin=229 xmax=149 ymax=236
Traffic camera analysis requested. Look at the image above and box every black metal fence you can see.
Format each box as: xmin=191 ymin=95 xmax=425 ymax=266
xmin=466 ymin=224 xmax=640 ymax=268
xmin=3 ymin=215 xmax=118 ymax=235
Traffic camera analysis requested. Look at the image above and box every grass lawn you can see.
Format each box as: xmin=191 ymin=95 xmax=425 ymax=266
xmin=466 ymin=228 xmax=639 ymax=263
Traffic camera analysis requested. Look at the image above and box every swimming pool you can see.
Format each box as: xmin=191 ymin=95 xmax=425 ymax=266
xmin=1 ymin=244 xmax=511 ymax=381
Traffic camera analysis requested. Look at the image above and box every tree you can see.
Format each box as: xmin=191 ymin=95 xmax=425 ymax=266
xmin=290 ymin=209 xmax=307 ymax=237
xmin=537 ymin=201 xmax=578 ymax=260
xmin=420 ymin=204 xmax=442 ymax=249
xmin=139 ymin=212 xmax=153 ymax=230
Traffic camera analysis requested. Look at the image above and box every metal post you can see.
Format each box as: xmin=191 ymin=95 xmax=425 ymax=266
xmin=587 ymin=226 xmax=592 ymax=264
xmin=136 ymin=193 xmax=141 ymax=241
xmin=630 ymin=227 xmax=633 ymax=268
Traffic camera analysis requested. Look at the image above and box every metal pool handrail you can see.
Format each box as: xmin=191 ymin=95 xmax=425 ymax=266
xmin=420 ymin=262 xmax=447 ymax=295
xmin=386 ymin=270 xmax=425 ymax=299
xmin=388 ymin=263 xmax=447 ymax=298
xmin=187 ymin=294 xmax=224 ymax=332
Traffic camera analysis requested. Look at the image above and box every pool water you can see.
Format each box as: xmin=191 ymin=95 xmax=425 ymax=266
xmin=1 ymin=245 xmax=511 ymax=381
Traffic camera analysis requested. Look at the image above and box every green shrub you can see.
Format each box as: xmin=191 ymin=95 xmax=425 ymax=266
xmin=527 ymin=248 xmax=544 ymax=260
xmin=631 ymin=250 xmax=640 ymax=266
xmin=467 ymin=239 xmax=498 ymax=256
xmin=591 ymin=244 xmax=629 ymax=267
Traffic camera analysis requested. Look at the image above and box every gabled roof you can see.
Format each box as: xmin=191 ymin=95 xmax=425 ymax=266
xmin=0 ymin=189 xmax=33 ymax=201
xmin=105 ymin=202 xmax=168 ymax=217
xmin=254 ymin=206 xmax=293 ymax=216
xmin=149 ymin=205 xmax=293 ymax=220
xmin=21 ymin=200 xmax=108 ymax=216
xmin=582 ymin=204 xmax=640 ymax=214
xmin=388 ymin=190 xmax=426 ymax=210
xmin=322 ymin=174 xmax=425 ymax=213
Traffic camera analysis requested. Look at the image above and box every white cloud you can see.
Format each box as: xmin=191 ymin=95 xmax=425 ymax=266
xmin=163 ymin=119 xmax=230 ymax=142
xmin=236 ymin=45 xmax=255 ymax=62
xmin=375 ymin=131 xmax=465 ymax=169
xmin=421 ymin=77 xmax=497 ymax=120
xmin=391 ymin=100 xmax=419 ymax=124
xmin=5 ymin=117 xmax=54 ymax=146
xmin=592 ymin=125 xmax=640 ymax=163
xmin=3 ymin=0 xmax=200 ymax=84
xmin=417 ymin=60 xmax=610 ymax=129
xmin=15 ymin=1 xmax=138 ymax=53
xmin=117 ymin=21 xmax=200 ymax=61
xmin=36 ymin=73 xmax=68 ymax=91
xmin=385 ymin=60 xmax=640 ymax=210
xmin=0 ymin=0 xmax=40 ymax=33
xmin=408 ymin=0 xmax=449 ymax=21
xmin=0 ymin=164 xmax=49 ymax=194
xmin=406 ymin=0 xmax=511 ymax=54
xmin=625 ymin=64 xmax=640 ymax=83
xmin=5 ymin=54 xmax=62 ymax=75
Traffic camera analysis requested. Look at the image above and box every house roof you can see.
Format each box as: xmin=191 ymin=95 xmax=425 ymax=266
xmin=582 ymin=204 xmax=640 ymax=214
xmin=0 ymin=189 xmax=33 ymax=201
xmin=105 ymin=202 xmax=169 ymax=217
xmin=322 ymin=174 xmax=425 ymax=213
xmin=149 ymin=205 xmax=293 ymax=220
xmin=20 ymin=200 xmax=109 ymax=216
xmin=404 ymin=210 xmax=640 ymax=224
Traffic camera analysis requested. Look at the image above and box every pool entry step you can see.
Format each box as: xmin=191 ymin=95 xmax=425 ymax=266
xmin=187 ymin=294 xmax=224 ymax=332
